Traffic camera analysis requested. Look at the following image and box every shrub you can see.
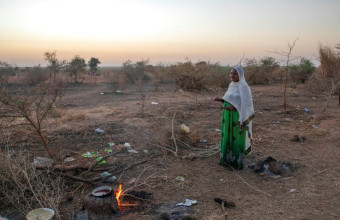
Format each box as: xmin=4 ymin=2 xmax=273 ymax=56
xmin=244 ymin=57 xmax=279 ymax=85
xmin=120 ymin=59 xmax=150 ymax=84
xmin=307 ymin=44 xmax=340 ymax=95
xmin=289 ymin=58 xmax=315 ymax=84
xmin=170 ymin=60 xmax=205 ymax=90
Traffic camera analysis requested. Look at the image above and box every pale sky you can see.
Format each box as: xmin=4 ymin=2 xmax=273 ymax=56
xmin=0 ymin=0 xmax=339 ymax=66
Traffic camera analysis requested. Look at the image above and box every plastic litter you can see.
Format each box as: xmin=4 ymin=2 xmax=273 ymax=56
xmin=107 ymin=142 xmax=115 ymax=147
xmin=95 ymin=157 xmax=106 ymax=165
xmin=116 ymin=90 xmax=122 ymax=93
xmin=32 ymin=157 xmax=53 ymax=168
xmin=100 ymin=172 xmax=117 ymax=183
xmin=81 ymin=152 xmax=98 ymax=158
xmin=95 ymin=128 xmax=104 ymax=133
xmin=124 ymin=142 xmax=131 ymax=148
xmin=176 ymin=199 xmax=197 ymax=207
xmin=64 ymin=157 xmax=76 ymax=162
xmin=199 ymin=139 xmax=207 ymax=143
xmin=100 ymin=92 xmax=104 ymax=95
xmin=143 ymin=150 xmax=149 ymax=154
xmin=304 ymin=108 xmax=309 ymax=112
xmin=285 ymin=118 xmax=292 ymax=121
xmin=215 ymin=128 xmax=220 ymax=132
xmin=176 ymin=176 xmax=185 ymax=181
xmin=289 ymin=189 xmax=296 ymax=193
xmin=26 ymin=208 xmax=55 ymax=220
xmin=127 ymin=149 xmax=138 ymax=154
xmin=312 ymin=125 xmax=318 ymax=129
xmin=151 ymin=102 xmax=159 ymax=105
xmin=104 ymin=148 xmax=112 ymax=153
xmin=180 ymin=124 xmax=190 ymax=134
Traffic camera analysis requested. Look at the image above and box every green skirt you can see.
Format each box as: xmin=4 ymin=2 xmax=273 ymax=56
xmin=220 ymin=101 xmax=249 ymax=169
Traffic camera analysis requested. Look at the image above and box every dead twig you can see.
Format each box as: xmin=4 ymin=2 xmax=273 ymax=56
xmin=92 ymin=154 xmax=161 ymax=183
xmin=56 ymin=171 xmax=99 ymax=186
xmin=171 ymin=112 xmax=178 ymax=156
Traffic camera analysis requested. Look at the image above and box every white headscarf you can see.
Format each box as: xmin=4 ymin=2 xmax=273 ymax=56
xmin=222 ymin=66 xmax=254 ymax=139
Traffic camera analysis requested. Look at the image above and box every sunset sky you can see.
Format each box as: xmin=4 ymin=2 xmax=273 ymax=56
xmin=0 ymin=0 xmax=339 ymax=66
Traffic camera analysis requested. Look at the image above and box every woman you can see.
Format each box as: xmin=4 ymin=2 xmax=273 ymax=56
xmin=214 ymin=66 xmax=254 ymax=169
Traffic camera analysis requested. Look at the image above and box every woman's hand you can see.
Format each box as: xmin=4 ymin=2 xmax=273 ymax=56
xmin=222 ymin=105 xmax=236 ymax=111
xmin=214 ymin=97 xmax=224 ymax=103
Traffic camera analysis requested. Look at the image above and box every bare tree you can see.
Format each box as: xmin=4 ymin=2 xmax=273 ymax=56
xmin=271 ymin=38 xmax=299 ymax=112
xmin=0 ymin=82 xmax=63 ymax=158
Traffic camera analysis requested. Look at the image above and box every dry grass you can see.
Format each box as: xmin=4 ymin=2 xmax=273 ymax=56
xmin=0 ymin=149 xmax=65 ymax=219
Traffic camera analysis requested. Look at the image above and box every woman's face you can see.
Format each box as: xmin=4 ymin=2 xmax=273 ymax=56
xmin=230 ymin=69 xmax=239 ymax=82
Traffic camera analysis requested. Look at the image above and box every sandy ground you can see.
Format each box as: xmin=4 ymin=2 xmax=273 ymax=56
xmin=1 ymin=82 xmax=339 ymax=219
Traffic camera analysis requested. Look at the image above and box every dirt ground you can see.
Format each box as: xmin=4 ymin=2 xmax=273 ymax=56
xmin=1 ymin=82 xmax=340 ymax=220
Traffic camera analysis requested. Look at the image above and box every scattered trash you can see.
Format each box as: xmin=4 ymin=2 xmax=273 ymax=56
xmin=248 ymin=156 xmax=295 ymax=177
xmin=180 ymin=124 xmax=190 ymax=134
xmin=100 ymin=172 xmax=116 ymax=183
xmin=312 ymin=97 xmax=316 ymax=100
xmin=95 ymin=157 xmax=106 ymax=165
xmin=290 ymin=135 xmax=306 ymax=142
xmin=82 ymin=152 xmax=98 ymax=158
xmin=199 ymin=139 xmax=207 ymax=143
xmin=116 ymin=90 xmax=122 ymax=93
xmin=215 ymin=128 xmax=221 ymax=132
xmin=32 ymin=157 xmax=53 ymax=168
xmin=100 ymin=92 xmax=104 ymax=95
xmin=64 ymin=157 xmax=76 ymax=162
xmin=124 ymin=142 xmax=131 ymax=148
xmin=214 ymin=198 xmax=236 ymax=208
xmin=176 ymin=199 xmax=197 ymax=207
xmin=143 ymin=149 xmax=149 ymax=154
xmin=104 ymin=148 xmax=112 ymax=153
xmin=304 ymin=108 xmax=309 ymax=112
xmin=95 ymin=128 xmax=104 ymax=134
xmin=289 ymin=189 xmax=296 ymax=193
xmin=272 ymin=119 xmax=279 ymax=124
xmin=312 ymin=125 xmax=318 ymax=129
xmin=285 ymin=118 xmax=292 ymax=121
xmin=151 ymin=102 xmax=159 ymax=105
xmin=176 ymin=176 xmax=185 ymax=181
xmin=26 ymin=208 xmax=55 ymax=220
xmin=107 ymin=142 xmax=115 ymax=147
xmin=127 ymin=149 xmax=139 ymax=154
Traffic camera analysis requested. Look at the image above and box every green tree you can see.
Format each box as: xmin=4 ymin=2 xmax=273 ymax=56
xmin=44 ymin=51 xmax=65 ymax=82
xmin=69 ymin=56 xmax=86 ymax=83
xmin=88 ymin=57 xmax=101 ymax=76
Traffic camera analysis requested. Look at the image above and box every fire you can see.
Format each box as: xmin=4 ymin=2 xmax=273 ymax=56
xmin=114 ymin=184 xmax=138 ymax=211
xmin=115 ymin=184 xmax=123 ymax=207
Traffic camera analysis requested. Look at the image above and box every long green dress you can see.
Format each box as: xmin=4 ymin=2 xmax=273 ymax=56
xmin=220 ymin=101 xmax=249 ymax=169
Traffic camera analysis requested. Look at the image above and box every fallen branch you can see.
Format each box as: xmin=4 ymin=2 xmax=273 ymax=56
xmin=56 ymin=171 xmax=99 ymax=186
xmin=92 ymin=154 xmax=161 ymax=183
xmin=226 ymin=164 xmax=273 ymax=197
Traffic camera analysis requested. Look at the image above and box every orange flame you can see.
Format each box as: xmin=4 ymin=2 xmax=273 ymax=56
xmin=114 ymin=184 xmax=138 ymax=211
xmin=115 ymin=184 xmax=123 ymax=207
